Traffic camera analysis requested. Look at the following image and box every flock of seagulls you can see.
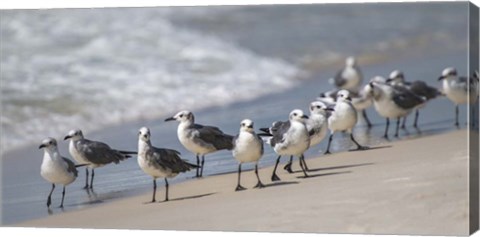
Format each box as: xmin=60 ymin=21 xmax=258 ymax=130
xmin=38 ymin=57 xmax=479 ymax=208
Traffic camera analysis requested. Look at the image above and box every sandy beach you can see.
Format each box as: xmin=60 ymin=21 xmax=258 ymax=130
xmin=2 ymin=4 xmax=476 ymax=236
xmin=15 ymin=129 xmax=470 ymax=236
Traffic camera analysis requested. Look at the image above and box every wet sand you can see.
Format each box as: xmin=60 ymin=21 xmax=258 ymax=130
xmin=15 ymin=129 xmax=470 ymax=236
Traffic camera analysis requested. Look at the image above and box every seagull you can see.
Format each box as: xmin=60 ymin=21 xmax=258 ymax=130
xmin=232 ymin=119 xmax=264 ymax=191
xmin=259 ymin=109 xmax=310 ymax=181
xmin=283 ymin=101 xmax=333 ymax=173
xmin=39 ymin=137 xmax=84 ymax=208
xmin=64 ymin=129 xmax=135 ymax=189
xmin=318 ymin=86 xmax=373 ymax=128
xmin=165 ymin=110 xmax=234 ymax=178
xmin=137 ymin=127 xmax=198 ymax=202
xmin=387 ymin=70 xmax=441 ymax=128
xmin=324 ymin=90 xmax=368 ymax=154
xmin=367 ymin=77 xmax=425 ymax=139
xmin=438 ymin=67 xmax=479 ymax=127
xmin=329 ymin=56 xmax=363 ymax=92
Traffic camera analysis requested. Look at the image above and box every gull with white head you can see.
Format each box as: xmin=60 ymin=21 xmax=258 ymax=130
xmin=39 ymin=137 xmax=84 ymax=208
xmin=324 ymin=90 xmax=368 ymax=154
xmin=165 ymin=110 xmax=234 ymax=178
xmin=283 ymin=101 xmax=333 ymax=173
xmin=259 ymin=109 xmax=310 ymax=181
xmin=438 ymin=67 xmax=479 ymax=127
xmin=232 ymin=119 xmax=264 ymax=191
xmin=329 ymin=56 xmax=363 ymax=92
xmin=64 ymin=129 xmax=135 ymax=189
xmin=137 ymin=127 xmax=198 ymax=202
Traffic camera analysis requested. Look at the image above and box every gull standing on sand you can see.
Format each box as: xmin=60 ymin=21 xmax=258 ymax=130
xmin=329 ymin=56 xmax=363 ymax=92
xmin=259 ymin=109 xmax=310 ymax=181
xmin=387 ymin=70 xmax=441 ymax=128
xmin=324 ymin=90 xmax=368 ymax=154
xmin=438 ymin=67 xmax=479 ymax=127
xmin=39 ymin=137 xmax=83 ymax=208
xmin=64 ymin=129 xmax=135 ymax=189
xmin=367 ymin=77 xmax=425 ymax=139
xmin=283 ymin=101 xmax=333 ymax=173
xmin=165 ymin=110 xmax=234 ymax=178
xmin=137 ymin=127 xmax=198 ymax=202
xmin=318 ymin=86 xmax=373 ymax=128
xmin=232 ymin=119 xmax=264 ymax=191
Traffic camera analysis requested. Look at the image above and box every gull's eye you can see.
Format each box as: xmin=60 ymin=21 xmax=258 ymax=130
xmin=316 ymin=105 xmax=320 ymax=109
xmin=179 ymin=114 xmax=183 ymax=118
xmin=293 ymin=113 xmax=297 ymax=116
xmin=241 ymin=123 xmax=245 ymax=127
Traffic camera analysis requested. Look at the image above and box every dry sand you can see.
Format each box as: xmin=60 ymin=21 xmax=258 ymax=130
xmin=15 ymin=130 xmax=470 ymax=235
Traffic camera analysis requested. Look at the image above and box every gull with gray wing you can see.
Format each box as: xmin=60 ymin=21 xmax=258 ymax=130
xmin=438 ymin=67 xmax=479 ymax=127
xmin=329 ymin=56 xmax=363 ymax=92
xmin=283 ymin=101 xmax=333 ymax=173
xmin=137 ymin=127 xmax=198 ymax=202
xmin=165 ymin=110 xmax=234 ymax=178
xmin=39 ymin=137 xmax=85 ymax=208
xmin=64 ymin=129 xmax=135 ymax=189
xmin=387 ymin=70 xmax=441 ymax=128
xmin=259 ymin=109 xmax=310 ymax=181
xmin=366 ymin=77 xmax=425 ymax=139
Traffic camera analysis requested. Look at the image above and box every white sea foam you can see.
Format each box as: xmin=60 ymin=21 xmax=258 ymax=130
xmin=0 ymin=8 xmax=302 ymax=153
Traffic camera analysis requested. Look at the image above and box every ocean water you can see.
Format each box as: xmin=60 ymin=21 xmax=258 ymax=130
xmin=0 ymin=3 xmax=468 ymax=153
xmin=0 ymin=2 xmax=472 ymax=225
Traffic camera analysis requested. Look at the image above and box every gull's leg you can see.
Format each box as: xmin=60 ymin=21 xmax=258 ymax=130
xmin=46 ymin=183 xmax=55 ymax=208
xmin=324 ymin=134 xmax=334 ymax=154
xmin=253 ymin=163 xmax=265 ymax=188
xmin=283 ymin=156 xmax=293 ymax=173
xmin=271 ymin=156 xmax=282 ymax=182
xmin=235 ymin=163 xmax=246 ymax=191
xmin=384 ymin=118 xmax=390 ymax=139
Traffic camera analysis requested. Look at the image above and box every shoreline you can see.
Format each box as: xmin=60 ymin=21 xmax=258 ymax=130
xmin=14 ymin=129 xmax=470 ymax=235
xmin=1 ymin=48 xmax=471 ymax=225
xmin=0 ymin=44 xmax=466 ymax=158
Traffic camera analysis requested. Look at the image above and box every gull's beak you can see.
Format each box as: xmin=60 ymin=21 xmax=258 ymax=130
xmin=386 ymin=78 xmax=393 ymax=83
xmin=325 ymin=108 xmax=335 ymax=112
xmin=39 ymin=144 xmax=46 ymax=149
xmin=438 ymin=75 xmax=445 ymax=81
xmin=346 ymin=97 xmax=352 ymax=101
xmin=259 ymin=128 xmax=270 ymax=133
xmin=64 ymin=135 xmax=71 ymax=140
xmin=164 ymin=117 xmax=175 ymax=122
xmin=301 ymin=115 xmax=309 ymax=119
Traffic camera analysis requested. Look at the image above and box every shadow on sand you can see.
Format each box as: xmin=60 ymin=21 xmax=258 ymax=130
xmin=291 ymin=162 xmax=374 ymax=174
xmin=263 ymin=181 xmax=299 ymax=188
xmin=169 ymin=192 xmax=216 ymax=202
xmin=348 ymin=145 xmax=392 ymax=152
xmin=296 ymin=170 xmax=352 ymax=179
